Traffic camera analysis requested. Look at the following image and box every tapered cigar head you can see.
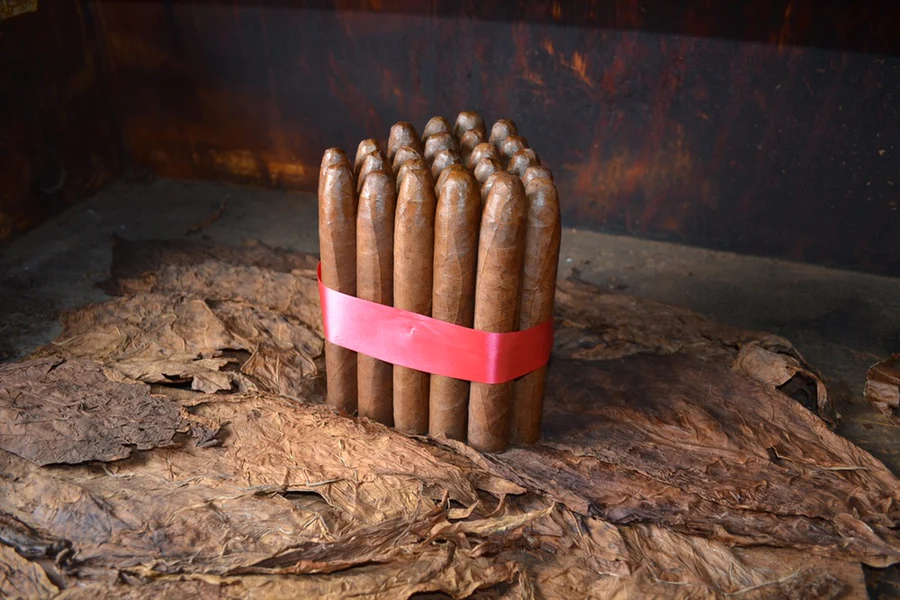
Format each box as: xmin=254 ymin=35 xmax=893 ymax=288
xmin=319 ymin=148 xmax=351 ymax=196
xmin=474 ymin=157 xmax=502 ymax=185
xmin=354 ymin=139 xmax=382 ymax=175
xmin=459 ymin=129 xmax=485 ymax=162
xmin=431 ymin=149 xmax=460 ymax=180
xmin=318 ymin=163 xmax=357 ymax=293
xmin=454 ymin=111 xmax=486 ymax=140
xmin=388 ymin=122 xmax=422 ymax=162
xmin=424 ymin=132 xmax=455 ymax=164
xmin=356 ymin=151 xmax=389 ymax=193
xmin=522 ymin=165 xmax=554 ymax=187
xmin=466 ymin=142 xmax=501 ymax=171
xmin=508 ymin=148 xmax=540 ymax=177
xmin=500 ymin=135 xmax=529 ymax=160
xmin=489 ymin=119 xmax=518 ymax=147
xmin=396 ymin=157 xmax=429 ymax=187
xmin=392 ymin=145 xmax=423 ymax=176
xmin=435 ymin=163 xmax=468 ymax=196
xmin=423 ymin=116 xmax=451 ymax=140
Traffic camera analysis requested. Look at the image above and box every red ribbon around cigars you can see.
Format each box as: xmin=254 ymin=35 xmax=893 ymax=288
xmin=317 ymin=263 xmax=553 ymax=384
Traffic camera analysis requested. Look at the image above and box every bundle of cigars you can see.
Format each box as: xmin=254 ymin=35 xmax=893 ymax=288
xmin=318 ymin=111 xmax=561 ymax=452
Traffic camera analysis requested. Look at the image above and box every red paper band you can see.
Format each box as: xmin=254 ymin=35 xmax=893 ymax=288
xmin=317 ymin=263 xmax=553 ymax=384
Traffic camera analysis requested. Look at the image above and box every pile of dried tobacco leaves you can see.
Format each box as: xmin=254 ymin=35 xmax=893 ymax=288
xmin=0 ymin=238 xmax=897 ymax=599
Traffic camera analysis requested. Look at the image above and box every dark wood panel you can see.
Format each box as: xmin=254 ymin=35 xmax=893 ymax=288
xmin=0 ymin=0 xmax=121 ymax=243
xmin=94 ymin=1 xmax=900 ymax=275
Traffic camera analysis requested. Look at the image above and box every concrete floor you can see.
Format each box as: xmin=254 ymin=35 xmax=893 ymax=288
xmin=2 ymin=177 xmax=899 ymax=592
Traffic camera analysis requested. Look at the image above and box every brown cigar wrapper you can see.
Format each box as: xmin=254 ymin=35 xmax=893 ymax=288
xmin=500 ymin=135 xmax=529 ymax=160
xmin=508 ymin=148 xmax=540 ymax=177
xmin=474 ymin=157 xmax=502 ymax=185
xmin=431 ymin=149 xmax=460 ymax=180
xmin=522 ymin=165 xmax=554 ymax=187
xmin=511 ymin=178 xmax=561 ymax=444
xmin=466 ymin=142 xmax=501 ymax=171
xmin=354 ymin=139 xmax=381 ymax=176
xmin=424 ymin=132 xmax=455 ymax=164
xmin=388 ymin=122 xmax=422 ymax=162
xmin=356 ymin=171 xmax=396 ymax=426
xmin=489 ymin=119 xmax=518 ymax=147
xmin=454 ymin=111 xmax=486 ymax=140
xmin=393 ymin=168 xmax=436 ymax=434
xmin=467 ymin=173 xmax=527 ymax=452
xmin=429 ymin=170 xmax=480 ymax=440
xmin=356 ymin=151 xmax=388 ymax=193
xmin=423 ymin=116 xmax=451 ymax=140
xmin=318 ymin=157 xmax=358 ymax=413
xmin=392 ymin=146 xmax=423 ymax=177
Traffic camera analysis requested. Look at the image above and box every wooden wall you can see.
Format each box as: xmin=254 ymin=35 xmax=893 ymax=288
xmin=0 ymin=0 xmax=121 ymax=241
xmin=5 ymin=1 xmax=899 ymax=276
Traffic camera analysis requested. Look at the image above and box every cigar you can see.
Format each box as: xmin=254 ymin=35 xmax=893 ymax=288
xmin=388 ymin=122 xmax=422 ymax=162
xmin=522 ymin=165 xmax=554 ymax=187
xmin=468 ymin=173 xmax=527 ymax=452
xmin=393 ymin=168 xmax=436 ymax=434
xmin=431 ymin=149 xmax=461 ymax=180
xmin=436 ymin=163 xmax=469 ymax=196
xmin=489 ymin=119 xmax=518 ymax=147
xmin=474 ymin=158 xmax=502 ymax=185
xmin=397 ymin=157 xmax=429 ymax=187
xmin=500 ymin=135 xmax=529 ymax=160
xmin=356 ymin=171 xmax=396 ymax=426
xmin=392 ymin=146 xmax=423 ymax=177
xmin=453 ymin=111 xmax=486 ymax=140
xmin=318 ymin=155 xmax=358 ymax=413
xmin=459 ymin=129 xmax=485 ymax=164
xmin=354 ymin=139 xmax=382 ymax=176
xmin=424 ymin=132 xmax=455 ymax=164
xmin=429 ymin=170 xmax=481 ymax=440
xmin=356 ymin=151 xmax=389 ymax=193
xmin=511 ymin=177 xmax=561 ymax=444
xmin=507 ymin=148 xmax=540 ymax=177
xmin=423 ymin=116 xmax=451 ymax=140
xmin=466 ymin=142 xmax=501 ymax=171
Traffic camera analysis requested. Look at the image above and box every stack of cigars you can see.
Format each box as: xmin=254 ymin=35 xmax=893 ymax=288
xmin=318 ymin=111 xmax=561 ymax=452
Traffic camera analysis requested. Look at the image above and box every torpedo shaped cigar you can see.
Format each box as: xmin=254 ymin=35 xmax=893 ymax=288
xmin=468 ymin=173 xmax=527 ymax=452
xmin=466 ymin=142 xmax=501 ymax=171
xmin=356 ymin=150 xmax=389 ymax=193
xmin=508 ymin=148 xmax=540 ymax=177
xmin=356 ymin=171 xmax=396 ymax=426
xmin=522 ymin=165 xmax=554 ymax=187
xmin=318 ymin=153 xmax=358 ymax=413
xmin=431 ymin=149 xmax=461 ymax=180
xmin=474 ymin=157 xmax=502 ymax=185
xmin=489 ymin=119 xmax=518 ymax=147
xmin=511 ymin=177 xmax=560 ymax=444
xmin=429 ymin=170 xmax=481 ymax=440
xmin=423 ymin=116 xmax=451 ymax=140
xmin=424 ymin=132 xmax=455 ymax=165
xmin=388 ymin=122 xmax=422 ymax=162
xmin=393 ymin=168 xmax=436 ymax=434
xmin=453 ymin=111 xmax=486 ymax=140
xmin=500 ymin=135 xmax=529 ymax=160
xmin=354 ymin=139 xmax=382 ymax=176
xmin=480 ymin=171 xmax=502 ymax=206
xmin=392 ymin=146 xmax=423 ymax=177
